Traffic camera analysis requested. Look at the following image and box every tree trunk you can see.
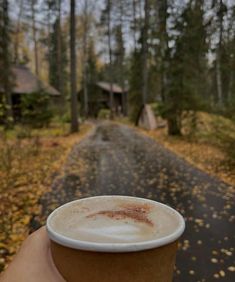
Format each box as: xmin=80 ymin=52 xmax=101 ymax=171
xmin=227 ymin=66 xmax=233 ymax=103
xmin=216 ymin=53 xmax=223 ymax=105
xmin=107 ymin=0 xmax=114 ymax=118
xmin=119 ymin=0 xmax=126 ymax=116
xmin=57 ymin=0 xmax=63 ymax=98
xmin=31 ymin=0 xmax=39 ymax=76
xmin=158 ymin=0 xmax=168 ymax=102
xmin=216 ymin=0 xmax=223 ymax=106
xmin=2 ymin=0 xmax=13 ymax=127
xmin=70 ymin=0 xmax=79 ymax=132
xmin=82 ymin=0 xmax=88 ymax=117
xmin=142 ymin=0 xmax=149 ymax=105
xmin=132 ymin=0 xmax=137 ymax=53
xmin=47 ymin=1 xmax=51 ymax=83
xmin=167 ymin=116 xmax=181 ymax=135
xmin=14 ymin=0 xmax=23 ymax=64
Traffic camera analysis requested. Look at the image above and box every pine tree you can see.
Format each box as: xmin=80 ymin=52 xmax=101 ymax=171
xmin=131 ymin=0 xmax=138 ymax=52
xmin=113 ymin=25 xmax=125 ymax=86
xmin=141 ymin=0 xmax=150 ymax=105
xmin=80 ymin=38 xmax=99 ymax=116
xmin=214 ymin=0 xmax=227 ymax=107
xmin=49 ymin=18 xmax=68 ymax=96
xmin=224 ymin=3 xmax=235 ymax=115
xmin=215 ymin=1 xmax=235 ymax=110
xmin=165 ymin=0 xmax=208 ymax=135
xmin=87 ymin=39 xmax=98 ymax=82
xmin=156 ymin=0 xmax=169 ymax=102
xmin=30 ymin=0 xmax=39 ymax=76
xmin=82 ymin=0 xmax=89 ymax=117
xmin=128 ymin=0 xmax=151 ymax=121
xmin=128 ymin=50 xmax=142 ymax=122
xmin=70 ymin=0 xmax=79 ymax=132
xmin=100 ymin=0 xmax=114 ymax=117
xmin=0 ymin=0 xmax=13 ymax=127
xmin=230 ymin=6 xmax=235 ymax=105
xmin=13 ymin=0 xmax=24 ymax=64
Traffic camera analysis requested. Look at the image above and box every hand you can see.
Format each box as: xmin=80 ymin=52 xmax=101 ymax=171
xmin=0 ymin=227 xmax=65 ymax=282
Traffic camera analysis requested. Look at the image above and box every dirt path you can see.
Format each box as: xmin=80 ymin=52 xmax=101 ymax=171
xmin=36 ymin=122 xmax=235 ymax=282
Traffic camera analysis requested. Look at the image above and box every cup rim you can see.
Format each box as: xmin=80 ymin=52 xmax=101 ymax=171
xmin=46 ymin=195 xmax=185 ymax=253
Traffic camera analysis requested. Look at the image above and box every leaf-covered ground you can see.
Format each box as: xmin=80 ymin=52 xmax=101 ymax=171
xmin=141 ymin=112 xmax=235 ymax=186
xmin=33 ymin=121 xmax=234 ymax=282
xmin=0 ymin=123 xmax=92 ymax=271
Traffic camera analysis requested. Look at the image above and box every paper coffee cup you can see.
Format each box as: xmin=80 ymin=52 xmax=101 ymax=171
xmin=47 ymin=196 xmax=185 ymax=282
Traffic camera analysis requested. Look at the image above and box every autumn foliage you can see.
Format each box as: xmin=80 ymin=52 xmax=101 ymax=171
xmin=0 ymin=124 xmax=91 ymax=271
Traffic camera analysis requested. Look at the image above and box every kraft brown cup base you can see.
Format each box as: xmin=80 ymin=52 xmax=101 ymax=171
xmin=51 ymin=240 xmax=178 ymax=282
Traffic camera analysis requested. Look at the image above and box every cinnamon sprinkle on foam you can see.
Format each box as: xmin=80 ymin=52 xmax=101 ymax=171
xmin=86 ymin=203 xmax=153 ymax=226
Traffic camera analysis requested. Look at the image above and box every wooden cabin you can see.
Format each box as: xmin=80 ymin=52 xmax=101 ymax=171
xmin=0 ymin=65 xmax=60 ymax=121
xmin=79 ymin=81 xmax=128 ymax=117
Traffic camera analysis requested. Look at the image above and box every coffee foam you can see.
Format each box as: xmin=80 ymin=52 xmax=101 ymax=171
xmin=49 ymin=197 xmax=181 ymax=244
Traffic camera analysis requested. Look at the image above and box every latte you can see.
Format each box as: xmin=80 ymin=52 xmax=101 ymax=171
xmin=49 ymin=196 xmax=180 ymax=244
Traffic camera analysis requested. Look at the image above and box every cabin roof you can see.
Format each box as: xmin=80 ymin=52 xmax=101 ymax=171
xmin=96 ymin=81 xmax=127 ymax=94
xmin=2 ymin=65 xmax=60 ymax=96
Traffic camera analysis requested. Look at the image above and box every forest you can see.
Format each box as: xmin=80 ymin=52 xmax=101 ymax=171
xmin=0 ymin=0 xmax=234 ymax=133
xmin=0 ymin=0 xmax=235 ymax=281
